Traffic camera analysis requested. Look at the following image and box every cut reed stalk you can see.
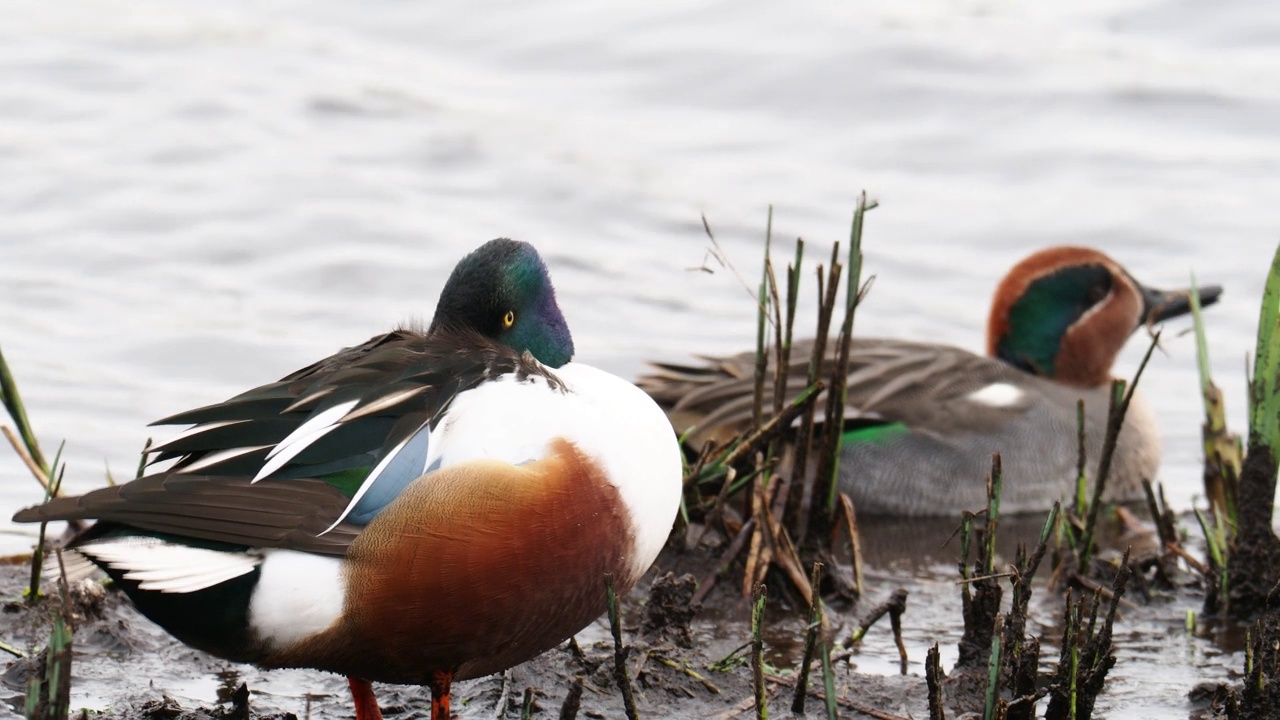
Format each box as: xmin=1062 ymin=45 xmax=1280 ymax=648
xmin=926 ymin=644 xmax=945 ymax=720
xmin=520 ymin=687 xmax=535 ymax=720
xmin=751 ymin=582 xmax=767 ymax=720
xmin=558 ymin=677 xmax=584 ymax=720
xmin=605 ymin=574 xmax=639 ymax=720
xmin=819 ymin=626 xmax=838 ymax=720
xmin=791 ymin=561 xmax=824 ymax=714
xmin=1190 ymin=273 xmax=1242 ymax=527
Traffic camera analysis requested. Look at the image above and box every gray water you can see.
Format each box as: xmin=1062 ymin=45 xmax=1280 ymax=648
xmin=1 ymin=0 xmax=1275 ymax=715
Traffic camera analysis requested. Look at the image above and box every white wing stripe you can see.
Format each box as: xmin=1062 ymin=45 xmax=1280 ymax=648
xmin=78 ymin=538 xmax=260 ymax=594
xmin=149 ymin=420 xmax=249 ymax=453
xmin=252 ymin=423 xmax=342 ymax=482
xmin=265 ymin=401 xmax=359 ymax=460
xmin=179 ymin=444 xmax=272 ymax=474
xmin=338 ymin=386 xmax=429 ymax=424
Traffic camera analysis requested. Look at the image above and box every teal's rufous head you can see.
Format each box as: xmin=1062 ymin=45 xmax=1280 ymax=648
xmin=986 ymin=246 xmax=1222 ymax=388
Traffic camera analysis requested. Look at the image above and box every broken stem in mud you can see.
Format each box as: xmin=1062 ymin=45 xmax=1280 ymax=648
xmin=819 ymin=636 xmax=838 ymax=720
xmin=1141 ymin=479 xmax=1191 ymax=592
xmin=558 ymin=677 xmax=584 ymax=720
xmin=491 ymin=670 xmax=512 ymax=720
xmin=1045 ymin=549 xmax=1131 ymax=720
xmin=605 ymin=575 xmax=639 ymax=720
xmin=983 ymin=615 xmax=1004 ymax=720
xmin=835 ymin=492 xmax=865 ymax=601
xmin=926 ymin=644 xmax=945 ymax=720
xmin=791 ymin=561 xmax=824 ymax=714
xmin=1003 ymin=505 xmax=1058 ymax=720
xmin=751 ymin=582 xmax=767 ymax=720
xmin=1141 ymin=481 xmax=1177 ymax=557
xmin=25 ymin=553 xmax=73 ymax=720
xmin=843 ymin=588 xmax=909 ymax=674
xmin=520 ymin=687 xmax=535 ymax=720
xmin=1190 ymin=273 xmax=1243 ymax=529
xmin=985 ymin=454 xmax=1003 ymax=573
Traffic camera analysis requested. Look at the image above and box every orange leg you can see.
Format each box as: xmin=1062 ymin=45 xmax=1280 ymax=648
xmin=347 ymin=677 xmax=383 ymax=720
xmin=429 ymin=670 xmax=454 ymax=720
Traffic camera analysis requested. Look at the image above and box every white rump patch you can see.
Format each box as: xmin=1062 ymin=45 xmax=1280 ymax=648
xmin=248 ymin=550 xmax=345 ymax=649
xmin=77 ymin=537 xmax=259 ymax=593
xmin=966 ymin=382 xmax=1026 ymax=408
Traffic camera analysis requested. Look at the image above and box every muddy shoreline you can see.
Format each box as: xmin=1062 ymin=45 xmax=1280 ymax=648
xmin=0 ymin=511 xmax=1248 ymax=719
xmin=0 ymin=553 xmax=927 ymax=720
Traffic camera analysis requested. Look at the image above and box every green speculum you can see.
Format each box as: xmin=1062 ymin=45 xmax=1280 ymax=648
xmin=841 ymin=421 xmax=910 ymax=447
xmin=318 ymin=467 xmax=370 ymax=498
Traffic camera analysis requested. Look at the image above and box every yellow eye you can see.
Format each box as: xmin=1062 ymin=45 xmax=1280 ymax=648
xmin=503 ymin=310 xmax=515 ymax=328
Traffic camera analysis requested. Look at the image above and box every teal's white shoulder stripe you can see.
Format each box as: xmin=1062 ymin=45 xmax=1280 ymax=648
xmin=965 ymin=382 xmax=1026 ymax=408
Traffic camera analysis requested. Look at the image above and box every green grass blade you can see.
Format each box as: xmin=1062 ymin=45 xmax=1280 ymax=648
xmin=0 ymin=344 xmax=49 ymax=475
xmin=1249 ymin=243 xmax=1280 ymax=452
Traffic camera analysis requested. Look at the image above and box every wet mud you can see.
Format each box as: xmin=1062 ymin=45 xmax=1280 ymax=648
xmin=0 ymin=513 xmax=1259 ymax=719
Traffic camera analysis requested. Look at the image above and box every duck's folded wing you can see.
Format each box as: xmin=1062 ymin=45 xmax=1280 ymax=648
xmin=11 ymin=473 xmax=361 ymax=557
xmin=140 ymin=329 xmax=553 ymax=525
xmin=146 ymin=329 xmax=457 ymax=481
xmin=639 ymin=338 xmax=1034 ymax=448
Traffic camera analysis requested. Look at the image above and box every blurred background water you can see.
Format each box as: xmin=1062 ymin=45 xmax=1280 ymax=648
xmin=0 ymin=0 xmax=1275 ymax=713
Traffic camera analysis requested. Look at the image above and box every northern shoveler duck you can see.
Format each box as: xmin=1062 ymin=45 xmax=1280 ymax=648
xmin=14 ymin=239 xmax=682 ymax=720
xmin=639 ymin=246 xmax=1221 ymax=516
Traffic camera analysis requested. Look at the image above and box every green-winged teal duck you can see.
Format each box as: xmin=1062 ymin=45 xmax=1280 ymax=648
xmin=639 ymin=246 xmax=1221 ymax=516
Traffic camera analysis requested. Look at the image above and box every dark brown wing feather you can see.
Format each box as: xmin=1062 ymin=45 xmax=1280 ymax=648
xmin=146 ymin=327 xmax=556 ymax=483
xmin=13 ymin=473 xmax=360 ymax=556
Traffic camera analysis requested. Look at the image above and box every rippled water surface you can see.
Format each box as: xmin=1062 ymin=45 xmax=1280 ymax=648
xmin=1 ymin=0 xmax=1276 ymax=715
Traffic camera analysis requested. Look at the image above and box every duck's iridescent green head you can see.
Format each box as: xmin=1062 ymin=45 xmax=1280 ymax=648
xmin=986 ymin=246 xmax=1222 ymax=387
xmin=429 ymin=238 xmax=575 ymax=368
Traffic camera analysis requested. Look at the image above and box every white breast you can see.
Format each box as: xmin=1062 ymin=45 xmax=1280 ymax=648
xmin=436 ymin=362 xmax=683 ymax=581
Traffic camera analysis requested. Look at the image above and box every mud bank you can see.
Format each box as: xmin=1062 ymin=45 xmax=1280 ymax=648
xmin=0 ymin=513 xmax=1250 ymax=719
